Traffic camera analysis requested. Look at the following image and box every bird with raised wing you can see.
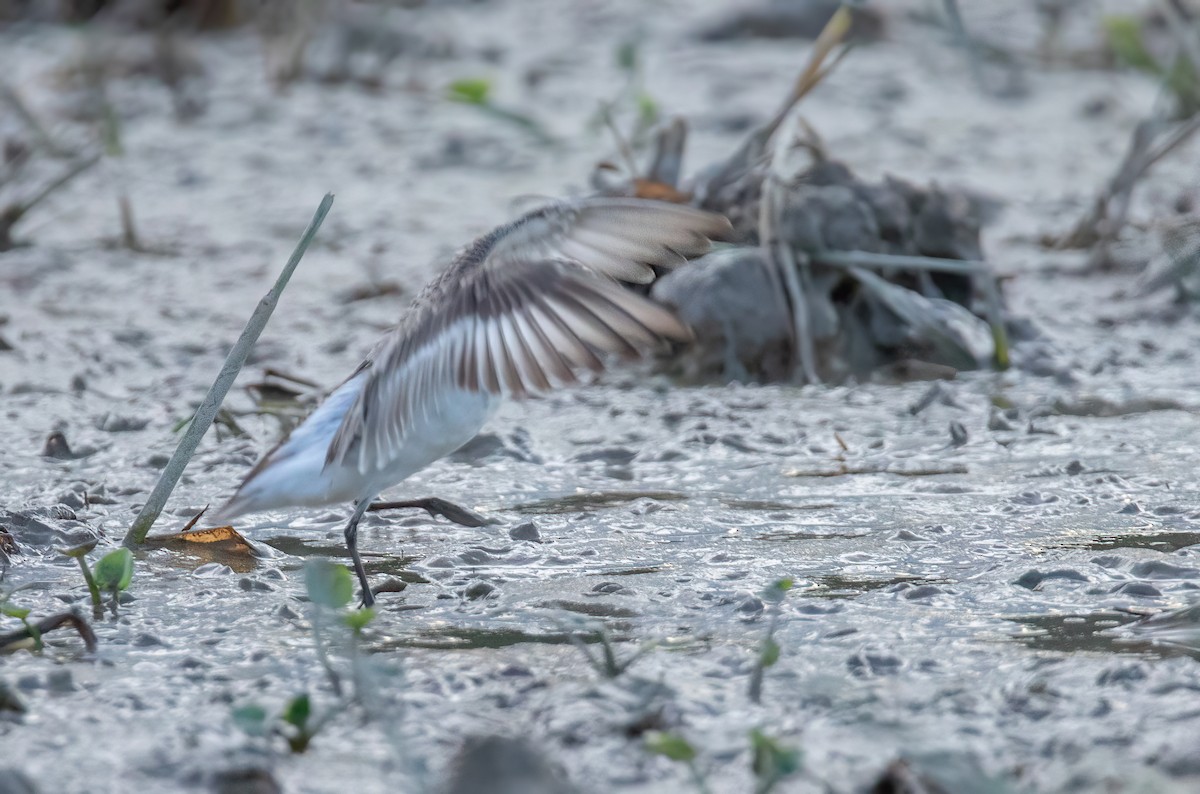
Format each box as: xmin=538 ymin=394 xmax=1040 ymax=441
xmin=213 ymin=197 xmax=730 ymax=606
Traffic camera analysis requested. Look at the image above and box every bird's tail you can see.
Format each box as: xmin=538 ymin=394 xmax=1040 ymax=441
xmin=210 ymin=373 xmax=369 ymax=525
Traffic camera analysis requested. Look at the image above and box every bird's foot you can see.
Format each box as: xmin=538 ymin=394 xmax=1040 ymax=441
xmin=367 ymin=497 xmax=494 ymax=528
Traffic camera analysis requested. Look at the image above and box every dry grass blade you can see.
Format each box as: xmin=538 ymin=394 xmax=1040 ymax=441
xmin=0 ymin=80 xmax=71 ymax=158
xmin=784 ymin=463 xmax=968 ymax=477
xmin=0 ymin=154 xmax=101 ymax=251
xmin=123 ymin=193 xmax=334 ymax=546
xmin=695 ymin=5 xmax=852 ymax=205
xmin=1054 ymin=113 xmax=1200 ymax=264
xmin=760 ymin=111 xmax=821 ymax=384
xmin=761 ymin=5 xmax=854 ymax=142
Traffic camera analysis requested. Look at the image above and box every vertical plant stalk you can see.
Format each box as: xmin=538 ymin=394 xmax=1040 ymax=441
xmin=760 ymin=110 xmax=820 ymax=384
xmin=941 ymin=0 xmax=987 ymax=92
xmin=310 ymin=609 xmax=345 ymax=697
xmin=73 ymin=556 xmax=102 ymax=615
xmin=0 ymin=80 xmax=71 ymax=157
xmin=694 ymin=6 xmax=851 ymax=206
xmin=97 ymin=73 xmax=142 ymax=252
xmin=123 ymin=193 xmax=334 ymax=546
xmin=0 ymin=154 xmax=101 ymax=252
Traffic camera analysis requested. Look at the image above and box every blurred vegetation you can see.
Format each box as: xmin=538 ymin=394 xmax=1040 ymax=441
xmin=1104 ymin=13 xmax=1200 ymax=118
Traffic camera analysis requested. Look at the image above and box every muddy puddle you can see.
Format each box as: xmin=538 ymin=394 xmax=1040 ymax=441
xmin=4 ymin=1 xmax=1200 ymax=792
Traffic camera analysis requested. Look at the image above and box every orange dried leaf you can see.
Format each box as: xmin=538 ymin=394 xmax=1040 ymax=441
xmin=632 ymin=179 xmax=692 ymax=203
xmin=146 ymin=524 xmax=262 ymax=573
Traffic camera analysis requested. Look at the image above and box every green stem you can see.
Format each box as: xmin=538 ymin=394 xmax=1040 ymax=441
xmin=310 ymin=609 xmax=344 ymax=697
xmin=74 ymin=557 xmax=101 ymax=613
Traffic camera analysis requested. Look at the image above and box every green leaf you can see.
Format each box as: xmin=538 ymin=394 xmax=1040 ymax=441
xmin=447 ymin=78 xmax=492 ymax=106
xmin=1103 ymin=16 xmax=1161 ymax=75
xmin=92 ymin=548 xmax=134 ymax=591
xmin=645 ymin=731 xmax=696 ymax=763
xmin=282 ymin=694 xmax=311 ymax=730
xmin=1 ymin=604 xmax=30 ymax=620
xmin=761 ymin=577 xmax=794 ymax=604
xmin=759 ymin=638 xmax=781 ymax=668
xmin=232 ymin=704 xmax=268 ymax=736
xmin=304 ymin=560 xmax=353 ymax=609
xmin=343 ymin=607 xmax=376 ymax=634
xmin=636 ymin=92 xmax=659 ymax=126
xmin=750 ymin=729 xmax=802 ymax=781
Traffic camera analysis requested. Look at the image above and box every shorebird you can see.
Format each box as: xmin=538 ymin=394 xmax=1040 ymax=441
xmin=214 ymin=197 xmax=730 ymax=606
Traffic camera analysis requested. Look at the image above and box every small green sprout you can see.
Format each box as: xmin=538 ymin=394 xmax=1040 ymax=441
xmin=566 ymin=623 xmax=654 ymax=679
xmin=1 ymin=602 xmax=41 ymax=652
xmin=447 ymin=78 xmax=492 ymax=105
xmin=645 ymin=731 xmax=710 ymax=793
xmin=749 ymin=578 xmax=793 ymax=704
xmin=92 ymin=547 xmax=134 ymax=615
xmin=646 ymin=731 xmax=695 ymax=762
xmin=445 ymin=77 xmax=555 ymax=144
xmin=1104 ymin=15 xmax=1200 ymax=118
xmin=60 ymin=541 xmax=133 ymax=617
xmin=343 ymin=607 xmax=376 ymax=636
xmin=749 ymin=729 xmax=802 ymax=794
xmin=232 ymin=694 xmax=324 ymax=754
xmin=280 ymin=693 xmax=315 ymax=753
xmin=58 ymin=540 xmax=101 ymax=613
xmin=305 ymin=559 xmax=354 ymax=609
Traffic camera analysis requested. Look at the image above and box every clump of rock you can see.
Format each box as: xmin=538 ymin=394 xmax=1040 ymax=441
xmin=650 ymin=155 xmax=1002 ymax=383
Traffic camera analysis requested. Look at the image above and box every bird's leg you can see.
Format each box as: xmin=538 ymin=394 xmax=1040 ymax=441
xmin=345 ymin=500 xmax=374 ymax=608
xmin=366 ymin=497 xmax=494 ymax=528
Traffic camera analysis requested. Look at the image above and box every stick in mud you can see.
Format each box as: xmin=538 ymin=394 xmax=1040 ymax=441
xmin=123 ymin=193 xmax=335 ymax=546
xmin=0 ymin=610 xmax=98 ymax=655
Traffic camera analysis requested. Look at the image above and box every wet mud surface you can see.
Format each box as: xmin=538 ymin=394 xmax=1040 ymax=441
xmin=3 ymin=1 xmax=1200 ymax=792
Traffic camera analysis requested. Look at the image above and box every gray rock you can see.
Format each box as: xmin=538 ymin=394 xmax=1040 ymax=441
xmin=442 ymin=735 xmax=574 ymax=794
xmin=652 ymin=248 xmax=791 ymax=382
xmin=0 ymin=769 xmax=38 ymax=794
xmin=508 ymin=522 xmax=542 ymax=543
xmin=696 ymin=0 xmax=885 ymax=43
xmin=784 ymin=184 xmax=882 ymax=253
xmin=462 ymin=581 xmax=497 ymax=600
xmin=210 ymin=767 xmax=281 ymax=794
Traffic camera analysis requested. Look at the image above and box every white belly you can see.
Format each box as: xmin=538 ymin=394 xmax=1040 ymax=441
xmin=347 ymin=386 xmax=498 ymax=501
xmin=222 ymin=374 xmax=498 ymax=519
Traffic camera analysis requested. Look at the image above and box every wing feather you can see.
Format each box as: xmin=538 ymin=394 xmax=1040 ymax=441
xmin=324 ymin=198 xmax=729 ymax=474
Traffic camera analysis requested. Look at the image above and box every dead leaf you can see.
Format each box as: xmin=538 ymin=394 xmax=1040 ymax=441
xmin=146 ymin=523 xmax=265 ymax=573
xmin=632 ymin=179 xmax=692 ymax=203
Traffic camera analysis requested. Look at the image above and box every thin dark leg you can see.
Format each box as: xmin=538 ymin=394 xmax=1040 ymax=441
xmin=345 ymin=500 xmax=374 ymax=608
xmin=367 ymin=497 xmax=493 ymax=528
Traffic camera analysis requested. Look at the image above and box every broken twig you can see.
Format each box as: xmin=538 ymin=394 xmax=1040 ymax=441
xmin=0 ymin=154 xmax=101 ymax=251
xmin=0 ymin=610 xmax=97 ymax=654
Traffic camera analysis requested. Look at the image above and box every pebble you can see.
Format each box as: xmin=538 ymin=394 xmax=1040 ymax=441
xmin=463 ymin=581 xmax=497 ymax=600
xmin=509 ymin=522 xmax=542 ymax=542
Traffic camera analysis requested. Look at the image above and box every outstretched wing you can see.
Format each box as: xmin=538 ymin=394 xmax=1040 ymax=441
xmin=326 ymin=198 xmax=730 ymax=474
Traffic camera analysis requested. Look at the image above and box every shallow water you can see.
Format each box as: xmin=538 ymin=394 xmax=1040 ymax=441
xmin=4 ymin=1 xmax=1200 ymax=792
